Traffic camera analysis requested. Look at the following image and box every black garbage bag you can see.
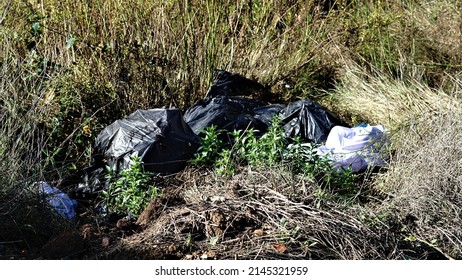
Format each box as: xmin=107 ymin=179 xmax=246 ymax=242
xmin=206 ymin=70 xmax=271 ymax=100
xmin=184 ymin=96 xmax=281 ymax=142
xmin=94 ymin=108 xmax=201 ymax=174
xmin=63 ymin=165 xmax=106 ymax=199
xmin=253 ymin=103 xmax=287 ymax=127
xmin=280 ymin=100 xmax=343 ymax=144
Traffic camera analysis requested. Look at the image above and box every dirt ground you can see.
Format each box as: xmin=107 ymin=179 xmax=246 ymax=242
xmin=1 ymin=167 xmax=451 ymax=260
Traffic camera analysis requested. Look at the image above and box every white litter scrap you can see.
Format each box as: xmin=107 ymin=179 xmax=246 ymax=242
xmin=317 ymin=124 xmax=390 ymax=173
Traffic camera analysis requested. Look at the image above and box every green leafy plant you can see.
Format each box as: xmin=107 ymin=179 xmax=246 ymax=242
xmin=284 ymin=140 xmax=359 ymax=203
xmin=233 ymin=116 xmax=287 ymax=167
xmin=102 ymin=156 xmax=159 ymax=218
xmin=190 ymin=125 xmax=225 ymax=166
xmin=214 ymin=148 xmax=235 ymax=177
xmin=192 ymin=117 xmax=353 ymax=179
xmin=283 ymin=140 xmax=331 ymax=175
xmin=209 ymin=116 xmax=287 ymax=175
xmin=209 ymin=236 xmax=219 ymax=247
xmin=183 ymin=232 xmax=193 ymax=249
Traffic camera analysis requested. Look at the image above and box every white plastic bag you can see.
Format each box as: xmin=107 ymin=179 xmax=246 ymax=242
xmin=317 ymin=124 xmax=389 ymax=173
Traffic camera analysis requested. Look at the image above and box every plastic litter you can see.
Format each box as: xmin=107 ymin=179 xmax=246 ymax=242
xmin=317 ymin=124 xmax=389 ymax=173
xmin=188 ymin=70 xmax=342 ymax=144
xmin=65 ymin=165 xmax=106 ymax=199
xmin=184 ymin=96 xmax=275 ymax=140
xmin=280 ymin=100 xmax=344 ymax=144
xmin=94 ymin=108 xmax=201 ymax=174
xmin=38 ymin=182 xmax=77 ymax=222
xmin=64 ymin=71 xmax=362 ymax=199
xmin=206 ymin=70 xmax=271 ymax=100
xmin=184 ymin=96 xmax=343 ymax=145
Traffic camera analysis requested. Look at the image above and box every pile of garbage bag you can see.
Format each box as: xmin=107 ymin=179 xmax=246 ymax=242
xmin=62 ymin=70 xmax=388 ymax=199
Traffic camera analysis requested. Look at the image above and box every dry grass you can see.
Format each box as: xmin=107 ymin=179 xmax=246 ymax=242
xmin=409 ymin=0 xmax=462 ymax=67
xmin=325 ymin=61 xmax=462 ymax=258
xmin=328 ymin=62 xmax=461 ymax=130
xmin=101 ymin=166 xmax=403 ymax=260
xmin=375 ymin=107 xmax=462 ymax=259
xmin=0 ymin=37 xmax=46 ymax=189
xmin=2 ymin=0 xmax=334 ymax=110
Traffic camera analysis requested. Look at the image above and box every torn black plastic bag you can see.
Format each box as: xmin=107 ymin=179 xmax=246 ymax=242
xmin=280 ymin=100 xmax=343 ymax=144
xmin=63 ymin=165 xmax=107 ymax=199
xmin=184 ymin=96 xmax=284 ymax=142
xmin=94 ymin=108 xmax=201 ymax=174
xmin=206 ymin=70 xmax=271 ymax=100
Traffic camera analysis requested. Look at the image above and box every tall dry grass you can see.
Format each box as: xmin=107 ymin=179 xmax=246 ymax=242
xmin=0 ymin=35 xmax=47 ymax=190
xmin=329 ymin=62 xmax=461 ymax=129
xmin=374 ymin=107 xmax=462 ymax=259
xmin=0 ymin=32 xmax=74 ymax=257
xmin=2 ymin=0 xmax=334 ymax=108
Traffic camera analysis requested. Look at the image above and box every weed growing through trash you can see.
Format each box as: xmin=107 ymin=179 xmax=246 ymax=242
xmin=283 ymin=140 xmax=359 ymax=202
xmin=190 ymin=125 xmax=225 ymax=166
xmin=191 ymin=120 xmax=287 ymax=175
xmin=215 ymin=116 xmax=288 ymax=175
xmin=102 ymin=157 xmax=159 ymax=218
xmin=283 ymin=140 xmax=330 ymax=175
xmin=234 ymin=116 xmax=287 ymax=166
xmin=192 ymin=118 xmax=358 ymax=197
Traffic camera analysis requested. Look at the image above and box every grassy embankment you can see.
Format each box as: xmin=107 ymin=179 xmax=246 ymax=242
xmin=1 ymin=0 xmax=461 ymax=259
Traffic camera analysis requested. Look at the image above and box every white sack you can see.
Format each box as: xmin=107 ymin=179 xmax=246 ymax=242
xmin=317 ymin=124 xmax=389 ymax=173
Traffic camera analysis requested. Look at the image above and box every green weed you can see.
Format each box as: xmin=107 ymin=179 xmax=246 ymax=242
xmin=190 ymin=125 xmax=225 ymax=166
xmin=191 ymin=117 xmax=358 ymax=202
xmin=102 ymin=156 xmax=159 ymax=218
xmin=276 ymin=217 xmax=301 ymax=244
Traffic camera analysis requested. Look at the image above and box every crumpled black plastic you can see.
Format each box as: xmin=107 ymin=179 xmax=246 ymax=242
xmin=184 ymin=96 xmax=272 ymax=138
xmin=94 ymin=108 xmax=201 ymax=174
xmin=205 ymin=70 xmax=272 ymax=100
xmin=280 ymin=100 xmax=343 ymax=143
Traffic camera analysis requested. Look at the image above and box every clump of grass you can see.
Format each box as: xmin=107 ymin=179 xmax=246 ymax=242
xmin=0 ymin=34 xmax=49 ymax=190
xmin=327 ymin=62 xmax=460 ymax=130
xmin=406 ymin=0 xmax=462 ymax=86
xmin=0 ymin=32 xmax=73 ymax=258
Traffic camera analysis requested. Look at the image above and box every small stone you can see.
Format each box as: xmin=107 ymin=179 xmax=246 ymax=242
xmin=101 ymin=236 xmax=111 ymax=247
xmin=254 ymin=229 xmax=264 ymax=236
